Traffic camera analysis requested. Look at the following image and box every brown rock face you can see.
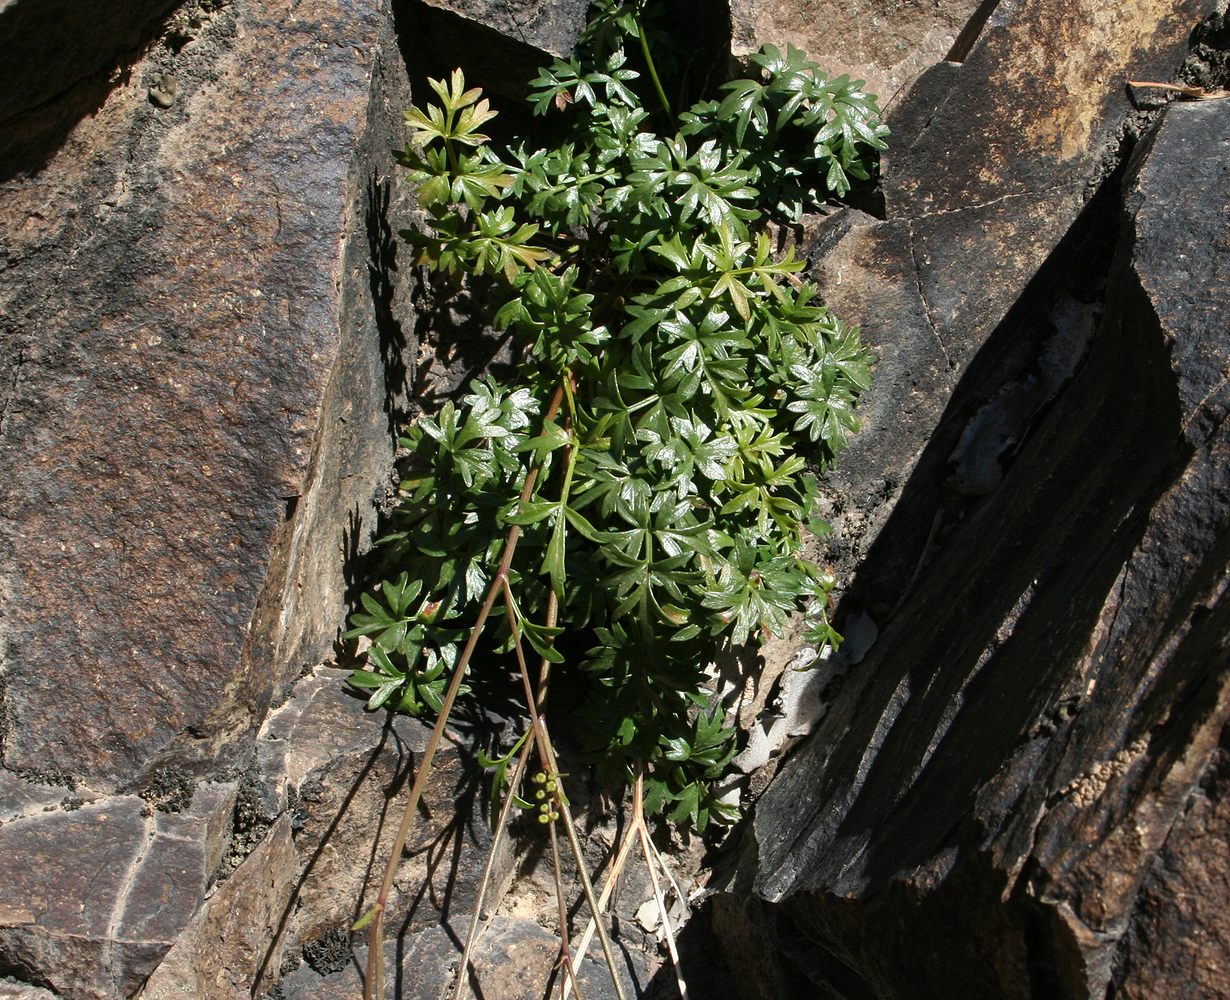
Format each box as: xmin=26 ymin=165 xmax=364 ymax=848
xmin=730 ymin=0 xmax=984 ymax=107
xmin=0 ymin=0 xmax=414 ymax=788
xmin=1115 ymin=735 xmax=1230 ymax=999
xmin=714 ymin=72 xmax=1230 ymax=1000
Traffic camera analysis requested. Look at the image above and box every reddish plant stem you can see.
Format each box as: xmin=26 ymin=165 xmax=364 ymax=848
xmin=363 ymin=381 xmax=566 ymax=1000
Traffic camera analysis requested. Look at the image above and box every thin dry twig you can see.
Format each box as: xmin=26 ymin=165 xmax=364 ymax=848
xmin=537 ymin=731 xmax=631 ymax=1000
xmin=451 ymin=733 xmax=535 ymax=1000
xmin=549 ymin=823 xmax=585 ymax=1000
xmin=638 ymin=821 xmax=687 ymax=999
xmin=1127 ymin=80 xmax=1230 ymax=100
xmin=639 ymin=825 xmax=690 ymax=933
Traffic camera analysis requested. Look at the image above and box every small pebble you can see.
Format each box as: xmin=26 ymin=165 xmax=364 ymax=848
xmin=149 ymin=72 xmax=177 ymax=108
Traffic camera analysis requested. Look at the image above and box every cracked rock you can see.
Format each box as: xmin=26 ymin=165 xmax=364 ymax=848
xmin=0 ymin=783 xmax=234 ymax=999
xmin=711 ymin=71 xmax=1230 ymax=1000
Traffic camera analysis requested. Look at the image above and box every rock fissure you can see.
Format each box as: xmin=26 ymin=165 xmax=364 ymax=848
xmin=902 ymin=217 xmax=952 ymax=371
xmin=102 ymin=811 xmax=157 ymax=998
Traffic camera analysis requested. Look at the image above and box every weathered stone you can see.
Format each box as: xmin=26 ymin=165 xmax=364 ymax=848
xmin=0 ymin=981 xmax=59 ymax=1000
xmin=138 ymin=815 xmax=298 ymax=1000
xmin=253 ymin=667 xmax=409 ymax=825
xmin=0 ymin=0 xmax=414 ymax=788
xmin=801 ymin=209 xmax=955 ymax=587
xmin=730 ymin=0 xmax=984 ymax=107
xmin=134 ymin=666 xmax=515 ymax=998
xmin=0 ymin=772 xmax=88 ymax=823
xmin=0 ymin=0 xmax=183 ymax=177
xmin=713 ymin=94 xmax=1230 ymax=1000
xmin=279 ymin=679 xmax=498 ymax=957
xmin=1114 ymin=736 xmax=1230 ymax=999
xmin=0 ymin=782 xmax=234 ymax=999
xmin=792 ymin=0 xmax=1214 ymax=607
xmin=883 ymin=0 xmax=1214 ymax=350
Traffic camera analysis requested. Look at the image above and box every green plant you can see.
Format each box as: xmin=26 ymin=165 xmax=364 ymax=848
xmin=351 ymin=3 xmax=885 ymax=995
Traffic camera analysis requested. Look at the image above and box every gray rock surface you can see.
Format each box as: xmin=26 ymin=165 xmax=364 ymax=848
xmin=0 ymin=783 xmax=234 ymax=999
xmin=0 ymin=982 xmax=59 ymax=1000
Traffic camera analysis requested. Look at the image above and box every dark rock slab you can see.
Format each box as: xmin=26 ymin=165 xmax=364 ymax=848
xmin=0 ymin=0 xmax=414 ymax=788
xmin=796 ymin=0 xmax=1215 ymax=607
xmin=405 ymin=0 xmax=591 ymax=108
xmin=0 ymin=783 xmax=234 ymax=999
xmin=131 ymin=666 xmax=513 ymax=998
xmin=1114 ymin=733 xmax=1230 ymax=999
xmin=138 ymin=815 xmax=298 ymax=1000
xmin=802 ymin=210 xmax=956 ymax=587
xmin=416 ymin=0 xmax=589 ymax=59
xmin=713 ymin=94 xmax=1230 ymax=1000
xmin=277 ymin=677 xmax=499 ymax=958
xmin=272 ymin=917 xmax=645 ymax=1000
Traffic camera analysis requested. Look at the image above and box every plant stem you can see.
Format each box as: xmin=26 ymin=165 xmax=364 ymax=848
xmin=638 ymin=19 xmax=674 ymax=125
xmin=549 ymin=823 xmax=585 ymax=1000
xmin=362 ymin=381 xmax=568 ymax=1000
xmin=452 ymin=732 xmax=535 ymax=1000
xmin=503 ymin=577 xmax=627 ymax=1000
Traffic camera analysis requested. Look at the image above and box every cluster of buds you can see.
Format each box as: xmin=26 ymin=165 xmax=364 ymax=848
xmin=531 ymin=770 xmax=562 ymax=824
